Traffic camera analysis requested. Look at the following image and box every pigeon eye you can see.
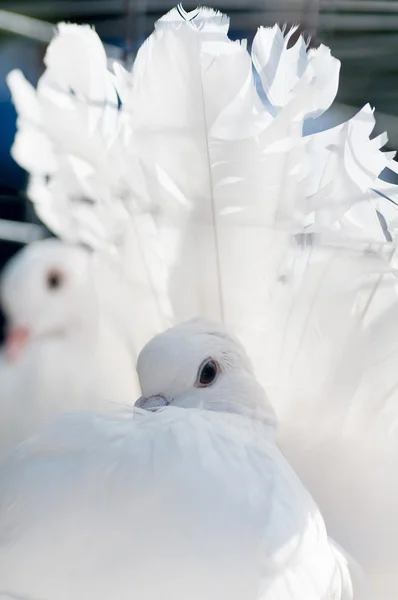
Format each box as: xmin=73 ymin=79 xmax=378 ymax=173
xmin=196 ymin=359 xmax=219 ymax=388
xmin=46 ymin=270 xmax=64 ymax=291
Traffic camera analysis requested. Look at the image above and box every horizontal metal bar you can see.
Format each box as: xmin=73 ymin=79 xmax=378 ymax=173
xmin=0 ymin=1 xmax=122 ymax=19
xmin=319 ymin=13 xmax=398 ymax=30
xmin=0 ymin=9 xmax=121 ymax=56
xmin=3 ymin=2 xmax=398 ymax=36
xmin=0 ymin=219 xmax=46 ymax=244
xmin=93 ymin=13 xmax=398 ymax=37
xmin=319 ymin=0 xmax=398 ymax=13
xmin=0 ymin=9 xmax=54 ymax=42
xmin=5 ymin=0 xmax=398 ymax=18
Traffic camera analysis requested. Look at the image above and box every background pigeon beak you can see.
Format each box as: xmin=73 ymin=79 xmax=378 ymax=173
xmin=3 ymin=326 xmax=30 ymax=363
xmin=135 ymin=395 xmax=169 ymax=411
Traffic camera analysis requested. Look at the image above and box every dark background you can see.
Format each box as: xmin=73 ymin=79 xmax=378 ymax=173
xmin=0 ymin=0 xmax=397 ymax=339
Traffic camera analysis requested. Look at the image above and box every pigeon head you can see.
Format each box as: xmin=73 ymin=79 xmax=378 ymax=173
xmin=0 ymin=238 xmax=94 ymax=362
xmin=136 ymin=319 xmax=276 ymax=424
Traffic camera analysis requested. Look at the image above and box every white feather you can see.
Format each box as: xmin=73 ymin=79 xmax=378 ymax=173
xmin=8 ymin=21 xmax=173 ymax=348
xmin=252 ymin=25 xmax=340 ymax=118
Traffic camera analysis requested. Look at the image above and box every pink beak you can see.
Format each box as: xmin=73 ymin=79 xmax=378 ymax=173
xmin=3 ymin=326 xmax=30 ymax=363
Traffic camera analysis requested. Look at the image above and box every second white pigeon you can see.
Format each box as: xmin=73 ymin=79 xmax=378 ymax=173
xmin=0 ymin=237 xmax=140 ymax=460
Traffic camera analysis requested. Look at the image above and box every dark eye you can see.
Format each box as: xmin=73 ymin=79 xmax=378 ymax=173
xmin=197 ymin=359 xmax=219 ymax=388
xmin=46 ymin=270 xmax=64 ymax=291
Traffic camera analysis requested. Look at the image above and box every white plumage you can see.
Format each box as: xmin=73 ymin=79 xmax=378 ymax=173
xmin=0 ymin=238 xmax=139 ymax=460
xmin=3 ymin=3 xmax=398 ymax=598
xmin=0 ymin=320 xmax=353 ymax=600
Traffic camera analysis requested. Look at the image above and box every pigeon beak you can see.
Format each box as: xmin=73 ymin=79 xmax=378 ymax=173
xmin=3 ymin=325 xmax=30 ymax=363
xmin=135 ymin=395 xmax=169 ymax=411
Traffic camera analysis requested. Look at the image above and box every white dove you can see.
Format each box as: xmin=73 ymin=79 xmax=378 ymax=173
xmin=0 ymin=237 xmax=140 ymax=460
xmin=0 ymin=319 xmax=354 ymax=600
xmin=119 ymin=13 xmax=398 ymax=599
xmin=5 ymin=5 xmax=398 ymax=598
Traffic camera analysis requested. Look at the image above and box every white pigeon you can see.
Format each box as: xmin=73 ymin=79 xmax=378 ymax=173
xmin=0 ymin=237 xmax=140 ymax=460
xmin=6 ymin=4 xmax=398 ymax=598
xmin=115 ymin=13 xmax=398 ymax=599
xmin=0 ymin=319 xmax=354 ymax=600
xmin=122 ymin=9 xmax=398 ymax=600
